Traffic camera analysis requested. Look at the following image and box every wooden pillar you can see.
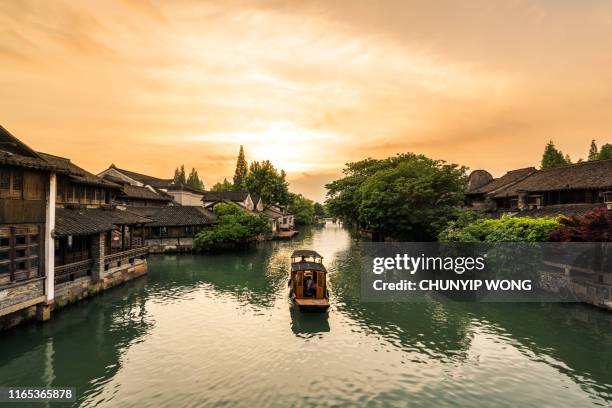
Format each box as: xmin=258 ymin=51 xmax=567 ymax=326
xmin=141 ymin=224 xmax=145 ymax=247
xmin=129 ymin=225 xmax=133 ymax=249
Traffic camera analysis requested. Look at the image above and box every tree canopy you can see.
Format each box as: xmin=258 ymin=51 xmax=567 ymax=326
xmin=186 ymin=168 xmax=204 ymax=190
xmin=245 ymin=160 xmax=290 ymax=206
xmin=233 ymin=145 xmax=248 ymax=190
xmin=598 ymin=143 xmax=612 ymax=160
xmin=173 ymin=165 xmax=187 ymax=185
xmin=540 ymin=141 xmax=571 ymax=169
xmin=194 ymin=203 xmax=270 ymax=250
xmin=211 ymin=178 xmax=234 ymax=192
xmin=287 ymin=193 xmax=315 ymax=225
xmin=326 ymin=153 xmax=467 ymax=241
xmin=313 ymin=202 xmax=327 ymax=218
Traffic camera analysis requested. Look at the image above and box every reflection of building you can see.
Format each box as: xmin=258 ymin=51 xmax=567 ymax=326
xmin=466 ymin=160 xmax=612 ymax=217
xmin=0 ymin=127 xmax=150 ymax=330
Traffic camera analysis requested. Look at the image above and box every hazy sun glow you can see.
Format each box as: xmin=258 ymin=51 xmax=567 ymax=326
xmin=1 ymin=1 xmax=612 ymax=201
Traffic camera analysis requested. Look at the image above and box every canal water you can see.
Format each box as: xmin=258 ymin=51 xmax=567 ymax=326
xmin=0 ymin=223 xmax=610 ymax=407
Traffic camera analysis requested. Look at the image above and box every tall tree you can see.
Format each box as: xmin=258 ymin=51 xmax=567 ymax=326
xmin=244 ymin=160 xmax=290 ymax=206
xmin=598 ymin=143 xmax=612 ymax=160
xmin=233 ymin=145 xmax=248 ymax=190
xmin=173 ymin=165 xmax=187 ymax=185
xmin=588 ymin=140 xmax=599 ymax=161
xmin=186 ymin=168 xmax=204 ymax=190
xmin=540 ymin=141 xmax=570 ymax=169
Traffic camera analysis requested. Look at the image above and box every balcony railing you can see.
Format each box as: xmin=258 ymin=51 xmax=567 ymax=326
xmin=54 ymin=258 xmax=94 ymax=284
xmin=104 ymin=246 xmax=148 ymax=270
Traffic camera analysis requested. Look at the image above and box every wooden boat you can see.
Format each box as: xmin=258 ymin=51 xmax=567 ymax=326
xmin=289 ymin=249 xmax=330 ymax=312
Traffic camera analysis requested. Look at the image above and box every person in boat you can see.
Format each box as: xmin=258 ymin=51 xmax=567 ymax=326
xmin=305 ymin=276 xmax=314 ymax=296
xmin=309 ymin=278 xmax=317 ymax=298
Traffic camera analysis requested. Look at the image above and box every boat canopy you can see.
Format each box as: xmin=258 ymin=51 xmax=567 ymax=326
xmin=291 ymin=262 xmax=327 ymax=273
xmin=291 ymin=249 xmax=323 ymax=259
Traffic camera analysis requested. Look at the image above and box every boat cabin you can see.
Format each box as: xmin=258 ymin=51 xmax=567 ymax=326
xmin=290 ymin=250 xmax=329 ymax=311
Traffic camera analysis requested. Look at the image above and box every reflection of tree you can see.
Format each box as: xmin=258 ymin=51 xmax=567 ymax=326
xmin=465 ymin=302 xmax=612 ymax=400
xmin=330 ymin=239 xmax=612 ymax=403
xmin=0 ymin=278 xmax=153 ymax=407
xmin=330 ymin=245 xmax=475 ymax=362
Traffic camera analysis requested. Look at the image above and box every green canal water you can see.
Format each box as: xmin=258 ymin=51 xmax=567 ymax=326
xmin=0 ymin=223 xmax=611 ymax=407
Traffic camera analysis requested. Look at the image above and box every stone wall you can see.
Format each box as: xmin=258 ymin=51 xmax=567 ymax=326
xmin=0 ymin=278 xmax=44 ymax=311
xmin=0 ymin=259 xmax=148 ymax=331
xmin=145 ymin=238 xmax=195 ymax=253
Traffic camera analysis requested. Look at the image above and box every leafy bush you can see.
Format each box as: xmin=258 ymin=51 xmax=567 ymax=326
xmin=194 ymin=203 xmax=271 ymax=250
xmin=439 ymin=215 xmax=561 ymax=242
xmin=549 ymin=207 xmax=612 ymax=242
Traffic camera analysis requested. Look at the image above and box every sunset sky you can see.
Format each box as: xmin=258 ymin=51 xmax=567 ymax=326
xmin=1 ymin=1 xmax=612 ymax=201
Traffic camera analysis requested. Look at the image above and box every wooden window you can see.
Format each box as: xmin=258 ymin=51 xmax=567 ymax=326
xmin=0 ymin=169 xmax=10 ymax=190
xmin=0 ymin=225 xmax=41 ymax=285
xmin=12 ymin=171 xmax=23 ymax=192
xmin=0 ymin=168 xmax=24 ymax=198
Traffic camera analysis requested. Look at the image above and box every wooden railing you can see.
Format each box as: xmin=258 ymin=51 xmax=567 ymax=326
xmin=54 ymin=258 xmax=94 ymax=284
xmin=104 ymin=246 xmax=148 ymax=270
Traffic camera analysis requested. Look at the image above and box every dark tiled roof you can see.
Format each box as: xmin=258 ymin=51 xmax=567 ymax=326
xmin=55 ymin=207 xmax=152 ymax=237
xmin=513 ymin=203 xmax=606 ymax=219
xmin=203 ymin=191 xmax=250 ymax=202
xmin=120 ymin=185 xmax=172 ymax=201
xmin=108 ymin=164 xmax=173 ymax=188
xmin=165 ymin=183 xmax=205 ymax=194
xmin=467 ymin=167 xmax=536 ymax=195
xmin=143 ymin=206 xmax=216 ymax=227
xmin=39 ymin=153 xmax=119 ymax=189
xmin=494 ymin=159 xmax=612 ymax=198
xmin=0 ymin=126 xmax=61 ymax=172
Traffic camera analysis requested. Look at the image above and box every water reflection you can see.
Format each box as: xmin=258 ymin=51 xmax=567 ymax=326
xmin=0 ymin=278 xmax=153 ymax=407
xmin=0 ymin=223 xmax=609 ymax=407
xmin=289 ymin=305 xmax=330 ymax=338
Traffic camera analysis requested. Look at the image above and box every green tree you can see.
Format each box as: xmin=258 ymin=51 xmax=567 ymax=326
xmin=174 ymin=165 xmax=187 ymax=185
xmin=287 ymin=193 xmax=315 ymax=225
xmin=588 ymin=140 xmax=599 ymax=161
xmin=313 ymin=202 xmax=326 ymax=218
xmin=233 ymin=145 xmax=248 ymax=190
xmin=194 ymin=203 xmax=271 ymax=250
xmin=540 ymin=141 xmax=570 ymax=169
xmin=245 ymin=160 xmax=290 ymax=206
xmin=598 ymin=143 xmax=612 ymax=160
xmin=326 ymin=153 xmax=467 ymax=241
xmin=186 ymin=168 xmax=204 ymax=190
xmin=211 ymin=178 xmax=234 ymax=192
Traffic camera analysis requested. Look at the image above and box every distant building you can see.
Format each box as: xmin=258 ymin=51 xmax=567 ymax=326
xmin=202 ymin=191 xmax=255 ymax=211
xmin=98 ymin=164 xmax=207 ymax=206
xmin=130 ymin=206 xmax=215 ymax=253
xmin=467 ymin=160 xmax=612 ymax=217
